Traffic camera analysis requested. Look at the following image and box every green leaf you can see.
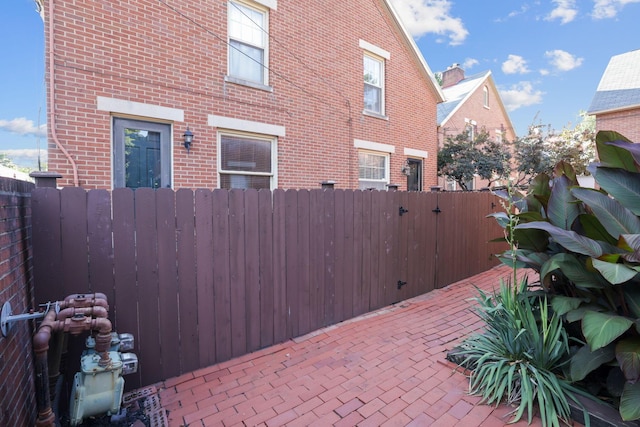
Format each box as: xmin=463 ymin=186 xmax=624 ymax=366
xmin=570 ymin=344 xmax=615 ymax=381
xmin=554 ymin=160 xmax=578 ymax=184
xmin=541 ymin=253 xmax=605 ymax=289
xmin=592 ymin=258 xmax=639 ymax=285
xmin=551 ymin=295 xmax=584 ymax=316
xmin=578 ymin=214 xmax=619 ymax=245
xmin=618 ymin=234 xmax=640 ymax=262
xmin=572 ymin=187 xmax=640 ymax=237
xmin=596 ymin=131 xmax=636 ymax=171
xmin=593 ymin=167 xmax=640 ymax=215
xmin=616 ymin=338 xmax=640 ymax=383
xmin=620 ymin=381 xmax=640 ymax=421
xmin=488 ymin=211 xmax=510 ymax=228
xmin=623 ymin=287 xmax=640 ymax=318
xmin=516 ymin=221 xmax=603 ymax=258
xmin=582 ymin=311 xmax=634 ymax=350
xmin=513 ymin=228 xmax=550 ymax=252
xmin=548 ymin=175 xmax=580 ymax=230
xmin=605 ymin=140 xmax=640 ymax=171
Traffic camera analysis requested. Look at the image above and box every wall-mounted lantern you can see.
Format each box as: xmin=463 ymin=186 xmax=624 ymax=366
xmin=183 ymin=127 xmax=194 ymax=153
xmin=401 ymin=159 xmax=411 ymax=176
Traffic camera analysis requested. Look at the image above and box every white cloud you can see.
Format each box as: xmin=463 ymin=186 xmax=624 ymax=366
xmin=502 ymin=54 xmax=530 ymax=74
xmin=462 ymin=58 xmax=479 ymax=69
xmin=545 ymin=49 xmax=583 ymax=71
xmin=499 ymin=82 xmax=544 ymax=111
xmin=0 ymin=149 xmax=46 ymax=169
xmin=539 ymin=69 xmax=550 ymax=76
xmin=592 ymin=0 xmax=640 ymax=19
xmin=0 ymin=117 xmax=47 ymax=137
xmin=390 ymin=0 xmax=469 ymax=45
xmin=546 ymin=0 xmax=578 ymax=24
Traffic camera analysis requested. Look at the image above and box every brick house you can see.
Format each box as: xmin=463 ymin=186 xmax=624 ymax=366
xmin=436 ymin=65 xmax=516 ymax=190
xmin=588 ymin=49 xmax=640 ymax=142
xmin=40 ymin=0 xmax=444 ymax=190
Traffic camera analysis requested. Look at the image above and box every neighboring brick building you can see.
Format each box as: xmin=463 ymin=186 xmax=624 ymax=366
xmin=41 ymin=0 xmax=444 ymax=191
xmin=588 ymin=49 xmax=640 ymax=143
xmin=436 ymin=64 xmax=516 ymax=190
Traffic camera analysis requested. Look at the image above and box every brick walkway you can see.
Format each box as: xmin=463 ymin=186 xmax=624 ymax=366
xmin=140 ymin=265 xmax=551 ymax=426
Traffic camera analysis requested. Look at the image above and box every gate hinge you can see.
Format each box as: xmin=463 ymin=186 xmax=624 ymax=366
xmin=432 ymin=206 xmax=441 ymax=214
xmin=397 ymin=280 xmax=407 ymax=290
xmin=399 ymin=206 xmax=409 ymax=216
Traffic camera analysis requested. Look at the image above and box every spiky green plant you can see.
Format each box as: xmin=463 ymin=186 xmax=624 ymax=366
xmin=454 ymin=278 xmax=590 ymax=426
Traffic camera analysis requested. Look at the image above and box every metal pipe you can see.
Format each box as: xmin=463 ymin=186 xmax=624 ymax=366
xmin=34 ymin=295 xmax=113 ymax=426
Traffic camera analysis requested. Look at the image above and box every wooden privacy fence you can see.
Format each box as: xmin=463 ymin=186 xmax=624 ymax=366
xmin=31 ymin=187 xmax=506 ymax=389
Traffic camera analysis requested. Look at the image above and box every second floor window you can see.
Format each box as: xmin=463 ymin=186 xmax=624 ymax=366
xmin=228 ymin=1 xmax=267 ymax=85
xmin=364 ymin=54 xmax=384 ymax=115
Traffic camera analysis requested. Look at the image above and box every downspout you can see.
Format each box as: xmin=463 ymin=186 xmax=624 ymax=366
xmin=47 ymin=0 xmax=79 ymax=186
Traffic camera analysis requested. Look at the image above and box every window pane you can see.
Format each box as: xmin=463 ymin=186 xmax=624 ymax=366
xmin=358 ymin=152 xmax=386 ymax=180
xmin=364 ymin=84 xmax=381 ymax=113
xmin=221 ymin=135 xmax=271 ymax=173
xmin=124 ymin=128 xmax=161 ymax=189
xmin=364 ymin=56 xmax=381 ymax=86
xmin=220 ymin=174 xmax=271 ymax=190
xmin=229 ymin=2 xmax=264 ymax=47
xmin=229 ymin=40 xmax=264 ymax=82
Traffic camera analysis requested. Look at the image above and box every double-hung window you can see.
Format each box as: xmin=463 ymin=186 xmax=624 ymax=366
xmin=228 ymin=1 xmax=268 ymax=85
xmin=219 ymin=132 xmax=276 ymax=189
xmin=364 ymin=54 xmax=384 ymax=115
xmin=360 ymin=40 xmax=389 ymax=117
xmin=358 ymin=151 xmax=389 ymax=190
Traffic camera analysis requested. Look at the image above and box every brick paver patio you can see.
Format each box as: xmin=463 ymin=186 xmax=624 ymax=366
xmin=138 ymin=265 xmax=555 ymax=426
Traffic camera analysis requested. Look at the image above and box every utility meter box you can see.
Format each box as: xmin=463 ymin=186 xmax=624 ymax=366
xmin=68 ymin=351 xmax=125 ymax=426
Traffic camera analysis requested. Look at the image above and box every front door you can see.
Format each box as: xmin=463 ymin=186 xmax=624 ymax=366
xmin=406 ymin=158 xmax=422 ymax=191
xmin=113 ymin=118 xmax=171 ymax=189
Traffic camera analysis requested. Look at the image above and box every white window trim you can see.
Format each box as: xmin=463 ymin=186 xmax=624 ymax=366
xmin=358 ymin=150 xmax=390 ymax=190
xmin=217 ymin=130 xmax=278 ymax=190
xmin=359 ymin=40 xmax=390 ymax=60
xmin=360 ymin=40 xmax=388 ymax=118
xmin=483 ymin=86 xmax=490 ymax=108
xmin=208 ymin=115 xmax=285 ymax=136
xmin=252 ymin=0 xmax=276 ymax=9
xmin=354 ymin=139 xmax=394 ymax=153
xmin=97 ymin=96 xmax=184 ymax=121
xmin=227 ymin=0 xmax=270 ymax=87
xmin=211 ymin=115 xmax=283 ymax=190
xmin=404 ymin=148 xmax=428 ymax=159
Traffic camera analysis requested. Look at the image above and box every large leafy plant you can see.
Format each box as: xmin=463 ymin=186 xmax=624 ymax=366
xmin=492 ymin=131 xmax=640 ymax=421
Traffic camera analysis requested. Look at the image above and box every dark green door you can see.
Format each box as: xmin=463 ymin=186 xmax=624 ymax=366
xmin=113 ymin=118 xmax=171 ymax=189
xmin=407 ymin=158 xmax=422 ymax=191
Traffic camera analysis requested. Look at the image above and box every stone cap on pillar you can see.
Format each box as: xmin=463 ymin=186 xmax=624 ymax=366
xmin=29 ymin=171 xmax=63 ymax=188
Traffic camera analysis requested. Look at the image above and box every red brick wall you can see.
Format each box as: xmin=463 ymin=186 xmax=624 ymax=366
xmin=596 ymin=109 xmax=640 ymax=142
xmin=0 ymin=177 xmax=36 ymax=427
xmin=44 ymin=0 xmax=440 ymax=190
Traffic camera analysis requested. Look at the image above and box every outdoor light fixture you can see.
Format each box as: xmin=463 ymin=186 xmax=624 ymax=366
xmin=401 ymin=159 xmax=411 ymax=176
xmin=183 ymin=127 xmax=194 ymax=153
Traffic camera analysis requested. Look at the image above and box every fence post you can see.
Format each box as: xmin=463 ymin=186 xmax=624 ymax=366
xmin=29 ymin=172 xmax=62 ymax=188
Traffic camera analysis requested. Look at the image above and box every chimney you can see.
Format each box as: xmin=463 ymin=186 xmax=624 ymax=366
xmin=441 ymin=63 xmax=465 ymax=88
